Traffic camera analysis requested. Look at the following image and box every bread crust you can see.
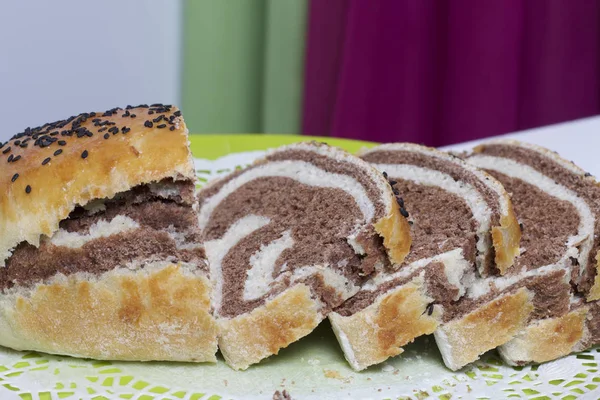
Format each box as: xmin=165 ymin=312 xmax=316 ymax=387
xmin=0 ymin=263 xmax=218 ymax=362
xmin=498 ymin=307 xmax=588 ymax=365
xmin=492 ymin=203 xmax=522 ymax=275
xmin=218 ymin=284 xmax=321 ymax=370
xmin=329 ymin=275 xmax=439 ymax=371
xmin=374 ymin=195 xmax=412 ymax=266
xmin=434 ymin=288 xmax=533 ymax=370
xmin=0 ymin=106 xmax=195 ymax=265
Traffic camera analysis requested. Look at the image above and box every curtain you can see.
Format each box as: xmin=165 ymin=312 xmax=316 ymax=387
xmin=302 ymin=0 xmax=600 ymax=146
xmin=182 ymin=0 xmax=307 ymax=134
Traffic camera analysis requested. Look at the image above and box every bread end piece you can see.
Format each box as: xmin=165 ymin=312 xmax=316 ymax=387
xmin=329 ymin=276 xmax=439 ymax=371
xmin=0 ymin=263 xmax=218 ymax=362
xmin=218 ymin=284 xmax=322 ymax=370
xmin=498 ymin=307 xmax=588 ymax=366
xmin=0 ymin=106 xmax=194 ymax=266
xmin=434 ymin=288 xmax=533 ymax=370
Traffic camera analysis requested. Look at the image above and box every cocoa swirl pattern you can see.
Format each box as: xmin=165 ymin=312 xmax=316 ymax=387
xmin=198 ymin=144 xmax=398 ymax=319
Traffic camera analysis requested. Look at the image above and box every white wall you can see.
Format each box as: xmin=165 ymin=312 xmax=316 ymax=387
xmin=0 ymin=0 xmax=182 ymax=142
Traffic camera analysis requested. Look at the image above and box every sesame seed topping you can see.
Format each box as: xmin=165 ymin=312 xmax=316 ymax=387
xmin=122 ymin=127 xmax=130 ymax=134
xmin=3 ymin=146 xmax=11 ymax=154
xmin=144 ymin=121 xmax=153 ymax=128
xmin=42 ymin=157 xmax=51 ymax=165
xmin=104 ymin=133 xmax=110 ymax=139
xmin=169 ymin=126 xmax=176 ymax=131
xmin=54 ymin=149 xmax=62 ymax=156
xmin=148 ymin=110 xmax=154 ymax=115
xmin=7 ymin=154 xmax=14 ymax=162
xmin=130 ymin=114 xmax=136 ymax=118
xmin=13 ymin=155 xmax=21 ymax=162
xmin=58 ymin=140 xmax=67 ymax=146
xmin=173 ymin=110 xmax=181 ymax=117
xmin=11 ymin=173 xmax=18 ymax=183
xmin=25 ymin=185 xmax=31 ymax=194
xmin=399 ymin=207 xmax=409 ymax=218
xmin=81 ymin=150 xmax=88 ymax=159
xmin=157 ymin=124 xmax=167 ymax=129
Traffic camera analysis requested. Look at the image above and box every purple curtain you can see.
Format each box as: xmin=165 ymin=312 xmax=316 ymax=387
xmin=302 ymin=0 xmax=600 ymax=146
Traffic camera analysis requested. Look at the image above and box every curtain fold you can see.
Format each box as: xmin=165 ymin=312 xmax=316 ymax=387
xmin=182 ymin=0 xmax=307 ymax=134
xmin=302 ymin=0 xmax=600 ymax=146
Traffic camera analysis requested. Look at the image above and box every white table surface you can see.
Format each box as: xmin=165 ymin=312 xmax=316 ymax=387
xmin=442 ymin=115 xmax=600 ymax=176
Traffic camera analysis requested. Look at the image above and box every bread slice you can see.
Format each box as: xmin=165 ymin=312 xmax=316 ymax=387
xmin=330 ymin=143 xmax=525 ymax=371
xmin=467 ymin=139 xmax=600 ymax=365
xmin=0 ymin=105 xmax=218 ymax=361
xmin=197 ymin=142 xmax=411 ymax=370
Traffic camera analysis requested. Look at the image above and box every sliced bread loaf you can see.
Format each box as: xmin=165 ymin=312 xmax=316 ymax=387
xmin=330 ymin=143 xmax=525 ymax=371
xmin=197 ymin=142 xmax=411 ymax=370
xmin=467 ymin=140 xmax=600 ymax=365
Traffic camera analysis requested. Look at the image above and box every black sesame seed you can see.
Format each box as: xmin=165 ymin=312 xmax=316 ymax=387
xmin=584 ymin=172 xmax=592 ymax=177
xmin=148 ymin=110 xmax=155 ymax=115
xmin=11 ymin=173 xmax=18 ymax=183
xmin=130 ymin=114 xmax=136 ymax=118
xmin=382 ymin=171 xmax=388 ymax=178
xmin=81 ymin=150 xmax=88 ymax=159
xmin=25 ymin=185 xmax=31 ymax=194
xmin=108 ymin=126 xmax=119 ymax=134
xmin=427 ymin=303 xmax=434 ymax=316
xmin=397 ymin=197 xmax=404 ymax=208
xmin=399 ymin=207 xmax=409 ymax=218
xmin=169 ymin=126 xmax=176 ymax=131
xmin=173 ymin=110 xmax=181 ymax=117
xmin=98 ymin=127 xmax=107 ymax=132
xmin=570 ymin=256 xmax=579 ymax=266
xmin=157 ymin=124 xmax=167 ymax=129
xmin=519 ymin=223 xmax=524 ymax=231
xmin=144 ymin=121 xmax=153 ymax=128
xmin=104 ymin=133 xmax=110 ymax=139
xmin=42 ymin=157 xmax=51 ymax=165
xmin=389 ymin=180 xmax=397 ymax=186
xmin=7 ymin=154 xmax=14 ymax=162
xmin=153 ymin=115 xmax=164 ymax=123
xmin=58 ymin=140 xmax=67 ymax=146
xmin=3 ymin=146 xmax=11 ymax=154
xmin=14 ymin=140 xmax=20 ymax=146
xmin=122 ymin=127 xmax=130 ymax=134
xmin=54 ymin=149 xmax=63 ymax=156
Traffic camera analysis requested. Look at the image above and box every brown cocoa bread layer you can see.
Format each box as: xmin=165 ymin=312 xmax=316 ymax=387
xmin=478 ymin=143 xmax=600 ymax=295
xmin=205 ymin=176 xmax=374 ymax=318
xmin=1 ymin=179 xmax=203 ymax=290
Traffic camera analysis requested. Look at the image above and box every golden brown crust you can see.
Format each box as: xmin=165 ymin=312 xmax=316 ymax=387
xmin=498 ymin=308 xmax=588 ymax=365
xmin=0 ymin=105 xmax=194 ymax=265
xmin=374 ymin=194 xmax=412 ymax=266
xmin=434 ymin=288 xmax=533 ymax=370
xmin=329 ymin=276 xmax=439 ymax=371
xmin=0 ymin=263 xmax=218 ymax=361
xmin=218 ymin=285 xmax=321 ymax=370
xmin=492 ymin=200 xmax=522 ymax=275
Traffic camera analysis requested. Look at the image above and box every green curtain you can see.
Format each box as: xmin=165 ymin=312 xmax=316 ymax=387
xmin=182 ymin=0 xmax=307 ymax=135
